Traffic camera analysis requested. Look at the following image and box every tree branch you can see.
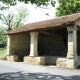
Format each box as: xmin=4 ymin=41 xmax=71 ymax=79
xmin=2 ymin=14 xmax=9 ymax=27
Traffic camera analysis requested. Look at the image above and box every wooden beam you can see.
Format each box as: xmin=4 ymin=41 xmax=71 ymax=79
xmin=39 ymin=30 xmax=62 ymax=37
xmin=39 ymin=31 xmax=53 ymax=35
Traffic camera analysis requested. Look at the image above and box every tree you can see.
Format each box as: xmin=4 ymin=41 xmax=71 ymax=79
xmin=0 ymin=1 xmax=10 ymax=10
xmin=0 ymin=6 xmax=29 ymax=31
xmin=0 ymin=27 xmax=7 ymax=43
xmin=0 ymin=0 xmax=56 ymax=7
xmin=13 ymin=7 xmax=29 ymax=29
xmin=56 ymin=0 xmax=80 ymax=17
xmin=1 ymin=14 xmax=14 ymax=31
xmin=0 ymin=3 xmax=9 ymax=21
xmin=0 ymin=5 xmax=9 ymax=10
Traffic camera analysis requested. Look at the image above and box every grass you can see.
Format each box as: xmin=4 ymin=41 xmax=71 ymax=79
xmin=0 ymin=47 xmax=7 ymax=60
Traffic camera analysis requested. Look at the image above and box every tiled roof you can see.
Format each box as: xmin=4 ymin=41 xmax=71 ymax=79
xmin=7 ymin=13 xmax=80 ymax=35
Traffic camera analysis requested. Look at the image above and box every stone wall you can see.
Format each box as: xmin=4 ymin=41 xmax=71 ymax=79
xmin=45 ymin=56 xmax=59 ymax=65
xmin=24 ymin=56 xmax=45 ymax=65
xmin=38 ymin=34 xmax=67 ymax=56
xmin=56 ymin=58 xmax=78 ymax=69
xmin=7 ymin=55 xmax=18 ymax=62
xmin=24 ymin=56 xmax=65 ymax=65
xmin=9 ymin=32 xmax=30 ymax=61
xmin=9 ymin=32 xmax=67 ymax=61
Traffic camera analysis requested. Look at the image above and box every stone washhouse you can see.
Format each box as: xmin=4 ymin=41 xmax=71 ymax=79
xmin=6 ymin=13 xmax=80 ymax=69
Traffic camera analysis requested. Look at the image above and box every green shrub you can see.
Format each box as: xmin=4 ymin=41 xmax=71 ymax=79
xmin=0 ymin=47 xmax=7 ymax=60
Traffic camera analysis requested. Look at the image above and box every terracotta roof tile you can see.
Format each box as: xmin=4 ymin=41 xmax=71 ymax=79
xmin=7 ymin=13 xmax=80 ymax=35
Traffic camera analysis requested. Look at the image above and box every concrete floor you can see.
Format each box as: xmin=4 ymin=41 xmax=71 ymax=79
xmin=0 ymin=60 xmax=80 ymax=80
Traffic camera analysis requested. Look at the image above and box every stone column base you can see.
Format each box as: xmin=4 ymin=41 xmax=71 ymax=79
xmin=56 ymin=58 xmax=76 ymax=69
xmin=6 ymin=55 xmax=18 ymax=62
xmin=24 ymin=56 xmax=45 ymax=65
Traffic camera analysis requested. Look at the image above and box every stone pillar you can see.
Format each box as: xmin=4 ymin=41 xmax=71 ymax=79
xmin=56 ymin=26 xmax=78 ymax=69
xmin=30 ymin=32 xmax=38 ymax=56
xmin=6 ymin=35 xmax=18 ymax=62
xmin=67 ymin=26 xmax=77 ymax=59
xmin=7 ymin=35 xmax=11 ymax=55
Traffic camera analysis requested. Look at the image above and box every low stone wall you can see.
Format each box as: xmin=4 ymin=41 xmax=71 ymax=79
xmin=45 ymin=56 xmax=59 ymax=65
xmin=7 ymin=55 xmax=18 ymax=62
xmin=24 ymin=56 xmax=45 ymax=65
xmin=56 ymin=58 xmax=75 ymax=69
xmin=24 ymin=56 xmax=65 ymax=65
xmin=57 ymin=58 xmax=67 ymax=68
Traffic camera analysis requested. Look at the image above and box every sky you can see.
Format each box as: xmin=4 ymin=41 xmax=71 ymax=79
xmin=26 ymin=4 xmax=54 ymax=23
xmin=9 ymin=2 xmax=59 ymax=24
xmin=0 ymin=1 xmax=59 ymax=27
xmin=25 ymin=3 xmax=58 ymax=23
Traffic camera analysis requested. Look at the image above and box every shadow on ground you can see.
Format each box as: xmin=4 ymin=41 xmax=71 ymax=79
xmin=0 ymin=71 xmax=80 ymax=80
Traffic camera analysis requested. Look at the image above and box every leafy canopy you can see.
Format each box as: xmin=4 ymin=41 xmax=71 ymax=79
xmin=0 ymin=27 xmax=7 ymax=43
xmin=0 ymin=0 xmax=55 ymax=7
xmin=0 ymin=6 xmax=29 ymax=31
xmin=56 ymin=0 xmax=80 ymax=16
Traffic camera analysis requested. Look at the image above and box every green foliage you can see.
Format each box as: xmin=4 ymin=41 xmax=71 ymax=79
xmin=0 ymin=27 xmax=7 ymax=43
xmin=0 ymin=6 xmax=9 ymax=10
xmin=0 ymin=1 xmax=9 ymax=10
xmin=13 ymin=6 xmax=29 ymax=29
xmin=0 ymin=6 xmax=29 ymax=31
xmin=0 ymin=47 xmax=7 ymax=54
xmin=1 ymin=0 xmax=17 ymax=5
xmin=0 ymin=47 xmax=7 ymax=60
xmin=56 ymin=0 xmax=80 ymax=16
xmin=0 ymin=0 xmax=56 ymax=7
xmin=0 ymin=13 xmax=14 ymax=31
